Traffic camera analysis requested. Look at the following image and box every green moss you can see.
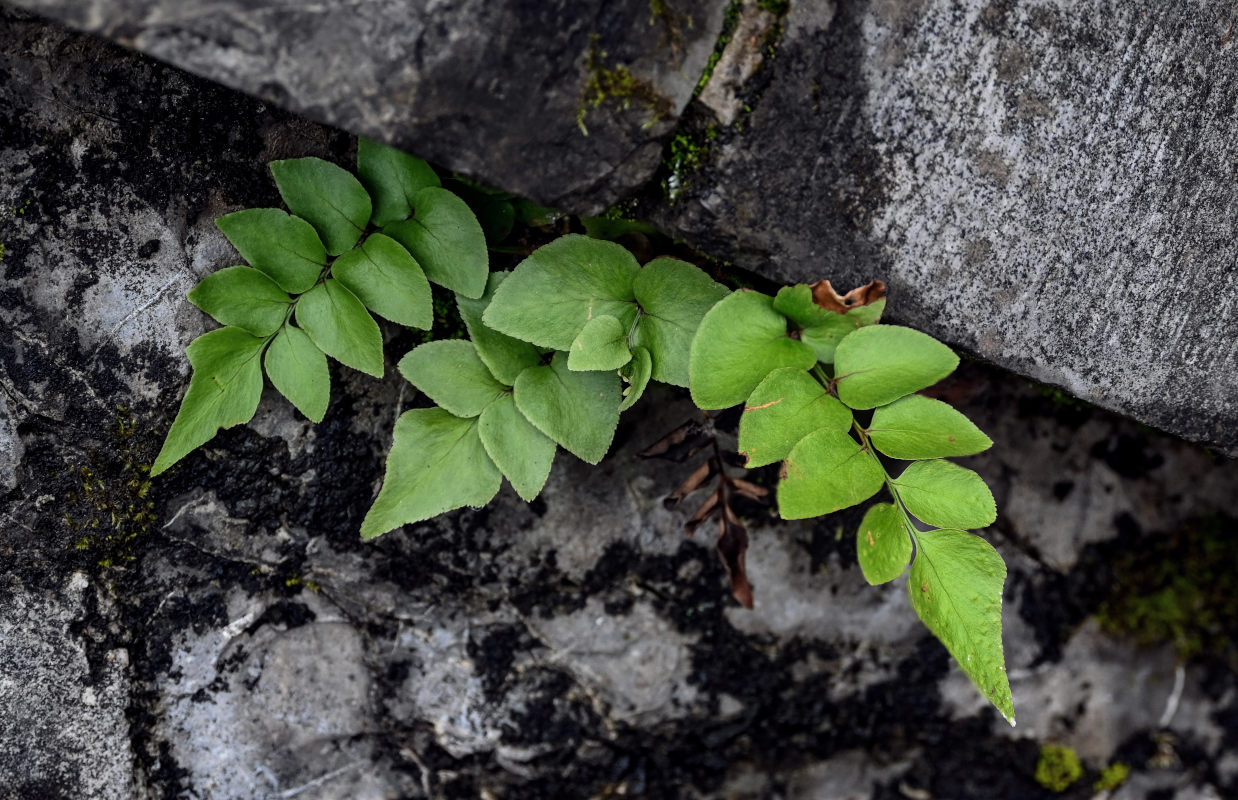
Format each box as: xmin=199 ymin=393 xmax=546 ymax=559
xmin=63 ymin=407 xmax=157 ymax=569
xmin=694 ymin=0 xmax=743 ymax=97
xmin=601 ymin=199 xmax=639 ymax=221
xmin=0 ymin=243 xmax=6 ymax=261
xmin=577 ymin=36 xmax=673 ymax=135
xmin=1096 ymin=514 xmax=1238 ymax=664
xmin=283 ymin=574 xmax=322 ymax=593
xmin=761 ymin=17 xmax=787 ymax=62
xmin=663 ymin=126 xmax=719 ymax=201
xmin=1035 ymin=745 xmax=1082 ymax=793
xmin=1094 ymin=762 xmax=1130 ymax=792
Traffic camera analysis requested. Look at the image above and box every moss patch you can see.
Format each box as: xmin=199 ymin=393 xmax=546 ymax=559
xmin=62 ymin=406 xmax=157 ymax=569
xmin=1034 ymin=744 xmax=1082 ymax=792
xmin=1093 ymin=762 xmax=1130 ymax=792
xmin=663 ymin=125 xmax=719 ymax=201
xmin=1096 ymin=514 xmax=1238 ymax=664
xmin=577 ymin=37 xmax=673 ymax=135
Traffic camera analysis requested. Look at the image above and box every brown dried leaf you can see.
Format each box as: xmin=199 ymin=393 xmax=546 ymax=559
xmin=729 ymin=477 xmax=770 ymax=501
xmin=809 ymin=279 xmax=887 ymax=313
xmin=718 ymin=506 xmax=753 ymax=608
xmin=639 ymin=420 xmax=712 ymax=463
xmin=684 ymin=488 xmax=722 ymax=536
xmin=665 ymin=460 xmax=716 ymax=509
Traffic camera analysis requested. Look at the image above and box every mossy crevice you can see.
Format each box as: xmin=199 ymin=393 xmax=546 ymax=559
xmin=693 ymin=0 xmax=744 ymax=97
xmin=693 ymin=0 xmax=790 ymax=121
xmin=663 ymin=124 xmax=719 ymax=202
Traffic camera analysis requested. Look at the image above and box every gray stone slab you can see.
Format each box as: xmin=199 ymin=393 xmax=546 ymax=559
xmin=660 ymin=0 xmax=1238 ymax=454
xmin=6 ymin=0 xmax=729 ymax=213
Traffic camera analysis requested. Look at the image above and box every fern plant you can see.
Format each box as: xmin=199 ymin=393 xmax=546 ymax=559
xmin=690 ymin=282 xmax=1013 ymax=724
xmin=152 ymin=139 xmax=1013 ymax=724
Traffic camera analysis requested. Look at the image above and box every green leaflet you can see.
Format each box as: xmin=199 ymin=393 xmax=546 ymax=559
xmin=456 ymin=272 xmax=541 ymax=385
xmin=581 ymin=216 xmax=660 ymax=241
xmin=264 ymin=324 xmax=330 ymax=423
xmin=215 ymin=208 xmax=326 ymax=294
xmin=619 ymin=346 xmax=652 ymax=411
xmin=738 ymin=367 xmax=852 ymax=468
xmin=187 ymin=266 xmax=291 ymax=336
xmin=513 ymin=352 xmax=620 ymax=464
xmin=771 ymin=284 xmax=833 ymax=329
xmin=513 ymin=198 xmax=560 ymax=227
xmin=399 ymin=340 xmax=507 ymax=418
xmin=360 ymin=408 xmax=501 ymax=539
xmin=845 ymin=298 xmax=885 ymax=327
xmin=771 ymin=286 xmax=886 ymax=363
xmin=332 ymin=233 xmax=433 ymax=329
xmin=777 ymin=284 xmax=886 ymax=366
xmin=151 ymin=327 xmax=266 ymax=476
xmin=382 ymin=187 xmax=488 ymax=298
xmin=295 ymin=279 xmax=384 ymax=378
xmin=777 ymin=429 xmax=884 ymax=519
xmin=834 ymin=325 xmax=958 ymax=410
xmin=631 ymin=257 xmax=729 ymax=387
xmin=893 ymin=459 xmax=996 ymax=530
xmin=856 ymin=503 xmax=912 ymax=585
xmin=270 ymin=157 xmax=371 ymax=256
xmin=483 ymin=234 xmax=640 ymax=350
xmin=773 ymin=285 xmax=885 ymax=330
xmin=689 ymin=290 xmax=817 ymax=409
xmin=357 ymin=137 xmax=440 ymax=227
xmin=568 ymin=315 xmax=631 ymax=371
xmin=800 ymin=317 xmax=864 ymax=364
xmin=868 ymin=394 xmax=993 ymax=460
xmin=908 ymin=528 xmax=1014 ymax=724
xmin=445 ymin=179 xmax=516 ymax=245
xmin=478 ymin=393 xmax=557 ymax=501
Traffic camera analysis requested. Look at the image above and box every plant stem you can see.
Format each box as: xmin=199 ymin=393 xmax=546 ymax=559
xmin=810 ymin=363 xmax=832 ymax=390
xmin=852 ymin=419 xmax=920 ymax=544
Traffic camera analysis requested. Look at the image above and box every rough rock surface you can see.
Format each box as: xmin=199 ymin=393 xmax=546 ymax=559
xmin=4 ymin=0 xmax=728 ymax=214
xmin=659 ymin=0 xmax=1238 ymax=455
xmin=0 ymin=573 xmax=134 ymax=800
xmin=3 ymin=8 xmax=1238 ymax=800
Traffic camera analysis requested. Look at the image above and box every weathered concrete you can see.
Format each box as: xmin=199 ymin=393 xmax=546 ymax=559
xmin=3 ymin=8 xmax=1238 ymax=800
xmin=4 ymin=0 xmax=729 ymax=214
xmin=661 ymin=0 xmax=1238 ymax=454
